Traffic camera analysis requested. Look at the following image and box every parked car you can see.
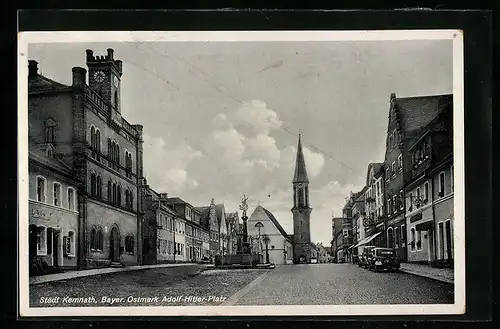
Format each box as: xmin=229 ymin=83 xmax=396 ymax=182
xmin=201 ymin=256 xmax=212 ymax=264
xmin=359 ymin=246 xmax=376 ymax=268
xmin=367 ymin=247 xmax=400 ymax=272
xmin=310 ymin=257 xmax=318 ymax=264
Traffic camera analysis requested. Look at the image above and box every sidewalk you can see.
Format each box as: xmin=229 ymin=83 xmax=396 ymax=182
xmin=29 ymin=263 xmax=213 ymax=285
xmin=399 ymin=262 xmax=454 ymax=284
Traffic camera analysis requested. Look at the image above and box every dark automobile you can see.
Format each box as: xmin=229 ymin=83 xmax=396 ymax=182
xmin=367 ymin=248 xmax=400 ymax=272
xmin=359 ymin=246 xmax=376 ymax=268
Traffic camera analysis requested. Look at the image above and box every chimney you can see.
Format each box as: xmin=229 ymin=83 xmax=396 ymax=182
xmin=28 ymin=60 xmax=38 ymax=78
xmin=72 ymin=67 xmax=87 ymax=87
xmin=107 ymin=48 xmax=114 ymax=60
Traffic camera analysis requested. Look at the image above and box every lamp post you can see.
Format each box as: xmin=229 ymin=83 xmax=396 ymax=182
xmin=255 ymin=222 xmax=263 ymax=255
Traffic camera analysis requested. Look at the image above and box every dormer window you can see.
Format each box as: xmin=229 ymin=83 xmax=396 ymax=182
xmin=44 ymin=118 xmax=56 ymax=144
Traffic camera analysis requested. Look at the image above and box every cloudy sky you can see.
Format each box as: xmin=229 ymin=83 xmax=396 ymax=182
xmin=28 ymin=38 xmax=453 ymax=245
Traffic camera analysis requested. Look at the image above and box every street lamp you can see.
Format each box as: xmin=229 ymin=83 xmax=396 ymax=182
xmin=254 ymin=222 xmax=263 ymax=255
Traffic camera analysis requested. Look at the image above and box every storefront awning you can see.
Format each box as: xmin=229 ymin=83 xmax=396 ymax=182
xmin=415 ymin=220 xmax=433 ymax=231
xmin=354 ymin=232 xmax=382 ymax=247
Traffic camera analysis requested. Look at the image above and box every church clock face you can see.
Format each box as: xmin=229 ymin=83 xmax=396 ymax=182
xmin=93 ymin=70 xmax=106 ymax=83
xmin=113 ymin=75 xmax=119 ymax=87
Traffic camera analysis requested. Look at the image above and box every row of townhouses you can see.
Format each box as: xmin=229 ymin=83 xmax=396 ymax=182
xmin=27 ymin=48 xmax=242 ymax=272
xmin=332 ymin=93 xmax=454 ymax=267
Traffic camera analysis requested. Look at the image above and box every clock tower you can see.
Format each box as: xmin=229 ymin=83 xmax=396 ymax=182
xmin=291 ymin=133 xmax=312 ymax=264
xmin=86 ymin=48 xmax=123 ymax=113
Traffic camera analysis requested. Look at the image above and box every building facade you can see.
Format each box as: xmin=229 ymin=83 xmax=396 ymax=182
xmin=28 ymin=48 xmax=145 ymax=269
xmin=330 ymin=217 xmax=343 ymax=262
xmin=28 ymin=140 xmax=81 ymax=271
xmin=405 ymin=102 xmax=453 ymax=264
xmin=291 ymin=134 xmax=312 ymax=263
xmin=362 ymin=163 xmax=386 ymax=249
xmin=247 ymin=205 xmax=293 ymax=265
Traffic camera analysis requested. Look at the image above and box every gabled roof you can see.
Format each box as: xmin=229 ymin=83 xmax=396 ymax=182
xmin=293 ymin=134 xmax=309 ymax=183
xmin=166 ymin=197 xmax=186 ymax=204
xmin=395 ymin=94 xmax=452 ymax=139
xmin=408 ymin=102 xmax=453 ymax=151
xmin=28 ymin=139 xmax=74 ymax=178
xmin=29 ymin=73 xmax=71 ymax=92
xmin=260 ymin=206 xmax=293 ymax=243
xmin=195 ymin=206 xmax=211 ymax=228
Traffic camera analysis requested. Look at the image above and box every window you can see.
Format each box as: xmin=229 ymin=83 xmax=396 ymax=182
xmin=36 ymin=226 xmax=47 ymax=255
xmin=394 ymin=227 xmax=399 ymax=247
xmin=90 ymin=173 xmax=97 ymax=197
xmin=391 ymin=161 xmax=396 ymax=176
xmin=438 ymin=172 xmax=445 ymax=197
xmin=408 ymin=192 xmax=413 ymax=211
xmin=385 ymin=168 xmax=390 ymax=182
xmin=96 ymin=175 xmax=102 ymax=199
xmin=97 ymin=228 xmax=103 ymax=251
xmin=90 ymin=228 xmax=97 ymax=250
xmin=64 ymin=231 xmax=75 ymax=256
xmin=387 ymin=199 xmax=391 ymax=217
xmin=399 ymin=190 xmax=404 ymax=210
xmin=392 ymin=195 xmax=397 ymax=213
xmin=112 ymin=183 xmax=117 ymax=205
xmin=45 ymin=119 xmax=56 ymax=144
xmin=401 ymin=224 xmax=406 ymax=246
xmin=53 ymin=183 xmax=63 ymax=206
xmin=424 ymin=182 xmax=429 ymax=203
xmin=125 ymin=235 xmax=134 ymax=254
xmin=410 ymin=228 xmax=416 ymax=251
xmin=398 ymin=154 xmax=403 ymax=171
xmin=389 ymin=135 xmax=393 ymax=148
xmin=36 ymin=176 xmax=46 ymax=202
xmin=67 ymin=188 xmax=75 ymax=210
xmin=417 ymin=230 xmax=422 ymax=250
xmin=416 ymin=187 xmax=421 ymax=208
xmin=117 ymin=185 xmax=121 ymax=206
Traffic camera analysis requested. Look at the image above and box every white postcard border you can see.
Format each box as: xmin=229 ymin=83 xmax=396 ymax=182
xmin=18 ymin=29 xmax=465 ymax=317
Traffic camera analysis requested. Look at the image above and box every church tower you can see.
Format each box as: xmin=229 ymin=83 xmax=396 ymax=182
xmin=291 ymin=133 xmax=312 ymax=263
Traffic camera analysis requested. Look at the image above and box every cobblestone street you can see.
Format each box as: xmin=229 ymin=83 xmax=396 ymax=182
xmin=30 ymin=263 xmax=453 ymax=308
xmin=233 ymin=263 xmax=454 ymax=305
xmin=30 ymin=266 xmax=268 ymax=307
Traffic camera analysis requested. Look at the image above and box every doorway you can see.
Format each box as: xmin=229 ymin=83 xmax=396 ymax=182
xmin=438 ymin=222 xmax=445 ymax=259
xmin=109 ymin=226 xmax=120 ymax=263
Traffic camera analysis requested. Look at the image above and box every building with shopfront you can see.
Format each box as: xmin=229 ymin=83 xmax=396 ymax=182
xmin=28 ymin=48 xmax=145 ymax=268
xmin=28 ymin=139 xmax=81 ymax=271
xmin=405 ymin=100 xmax=453 ymax=265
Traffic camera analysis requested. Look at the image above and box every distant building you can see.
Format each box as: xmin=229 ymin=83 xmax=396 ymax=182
xmin=166 ymin=197 xmax=210 ymax=262
xmin=225 ymin=212 xmax=241 ymax=254
xmin=331 ymin=217 xmax=343 ymax=262
xmin=291 ymin=134 xmax=312 ymax=263
xmin=28 ymin=48 xmax=145 ymax=268
xmin=29 ymin=138 xmax=81 ymax=271
xmin=315 ymin=243 xmax=329 ymax=263
xmin=247 ymin=205 xmax=293 ymax=265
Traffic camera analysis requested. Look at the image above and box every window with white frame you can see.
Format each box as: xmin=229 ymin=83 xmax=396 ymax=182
xmin=37 ymin=226 xmax=47 ymax=255
xmin=424 ymin=182 xmax=429 ymax=203
xmin=401 ymin=224 xmax=406 ymax=246
xmin=398 ymin=154 xmax=403 ymax=171
xmin=408 ymin=192 xmax=413 ymax=211
xmin=399 ymin=190 xmax=404 ymax=210
xmin=385 ymin=168 xmax=390 ymax=182
xmin=416 ymin=187 xmax=421 ymax=208
xmin=53 ymin=182 xmax=62 ymax=207
xmin=67 ymin=187 xmax=75 ymax=211
xmin=391 ymin=161 xmax=396 ymax=176
xmin=36 ymin=176 xmax=46 ymax=202
xmin=387 ymin=199 xmax=391 ymax=217
xmin=64 ymin=231 xmax=75 ymax=256
xmin=438 ymin=172 xmax=445 ymax=197
xmin=392 ymin=195 xmax=397 ymax=213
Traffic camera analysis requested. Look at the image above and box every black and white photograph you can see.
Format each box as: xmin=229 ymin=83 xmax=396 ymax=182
xmin=18 ymin=30 xmax=465 ymax=316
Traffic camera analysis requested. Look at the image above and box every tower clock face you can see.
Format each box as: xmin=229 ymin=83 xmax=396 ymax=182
xmin=113 ymin=75 xmax=119 ymax=87
xmin=93 ymin=70 xmax=106 ymax=82
xmin=298 ymin=183 xmax=303 ymax=188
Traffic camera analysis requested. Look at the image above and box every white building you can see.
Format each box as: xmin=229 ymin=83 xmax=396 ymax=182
xmin=247 ymin=205 xmax=293 ymax=265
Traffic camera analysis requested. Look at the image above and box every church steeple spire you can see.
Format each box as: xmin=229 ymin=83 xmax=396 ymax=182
xmin=293 ymin=133 xmax=309 ymax=183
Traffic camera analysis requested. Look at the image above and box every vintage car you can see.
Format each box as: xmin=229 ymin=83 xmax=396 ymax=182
xmin=367 ymin=247 xmax=400 ymax=272
xmin=359 ymin=246 xmax=376 ymax=268
xmin=310 ymin=257 xmax=318 ymax=264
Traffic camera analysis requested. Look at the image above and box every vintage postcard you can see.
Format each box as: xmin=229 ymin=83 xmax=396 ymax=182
xmin=18 ymin=30 xmax=464 ymax=317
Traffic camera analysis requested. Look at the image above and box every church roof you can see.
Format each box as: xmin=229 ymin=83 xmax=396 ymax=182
xmin=260 ymin=206 xmax=293 ymax=243
xmin=293 ymin=134 xmax=309 ymax=183
xmin=28 ymin=73 xmax=71 ymax=92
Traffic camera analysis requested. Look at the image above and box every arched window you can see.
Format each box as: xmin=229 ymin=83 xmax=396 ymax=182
xmin=387 ymin=227 xmax=394 ymax=248
xmin=112 ymin=183 xmax=117 ymax=205
xmin=90 ymin=173 xmax=96 ymax=196
xmin=305 ymin=185 xmax=309 ymax=207
xmin=129 ymin=192 xmax=134 ymax=211
xmin=125 ymin=235 xmax=134 ymax=254
xmin=96 ymin=129 xmax=101 ymax=161
xmin=96 ymin=175 xmax=102 ymax=199
xmin=53 ymin=182 xmax=62 ymax=207
xmin=117 ymin=185 xmax=121 ymax=206
xmin=114 ymin=90 xmax=118 ymax=109
xmin=107 ymin=180 xmax=112 ymax=202
xmin=67 ymin=187 xmax=76 ymax=211
xmin=107 ymin=138 xmax=112 ymax=166
xmin=36 ymin=176 xmax=46 ymax=202
xmin=90 ymin=126 xmax=96 ymax=158
xmin=97 ymin=227 xmax=103 ymax=251
xmin=116 ymin=144 xmax=120 ymax=165
xmin=45 ymin=119 xmax=56 ymax=144
xmin=125 ymin=189 xmax=130 ymax=208
xmin=90 ymin=227 xmax=97 ymax=250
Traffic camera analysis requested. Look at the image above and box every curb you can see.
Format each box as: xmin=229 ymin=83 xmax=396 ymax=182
xmin=29 ymin=263 xmax=207 ymax=285
xmin=399 ymin=268 xmax=454 ymax=284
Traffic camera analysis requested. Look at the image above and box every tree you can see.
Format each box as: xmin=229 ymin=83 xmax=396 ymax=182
xmin=262 ymin=234 xmax=271 ymax=264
